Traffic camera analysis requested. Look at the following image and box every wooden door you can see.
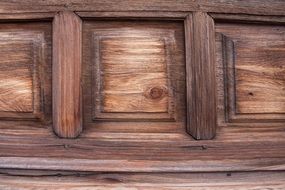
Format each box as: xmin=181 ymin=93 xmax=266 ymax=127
xmin=0 ymin=1 xmax=284 ymax=189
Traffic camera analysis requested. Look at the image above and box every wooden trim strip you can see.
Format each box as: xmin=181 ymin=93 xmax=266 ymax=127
xmin=0 ymin=157 xmax=284 ymax=172
xmin=52 ymin=11 xmax=82 ymax=138
xmin=0 ymin=170 xmax=284 ymax=189
xmin=0 ymin=12 xmax=56 ymax=20
xmin=185 ymin=12 xmax=217 ymax=140
xmin=210 ymin=13 xmax=285 ymax=24
xmin=76 ymin=11 xmax=189 ymax=19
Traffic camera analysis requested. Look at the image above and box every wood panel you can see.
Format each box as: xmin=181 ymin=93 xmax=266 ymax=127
xmin=0 ymin=22 xmax=51 ymax=121
xmin=0 ymin=0 xmax=284 ymax=16
xmin=0 ymin=170 xmax=284 ymax=190
xmin=216 ymin=22 xmax=285 ymax=123
xmin=100 ymin=37 xmax=169 ymax=114
xmin=52 ymin=11 xmax=82 ymax=138
xmin=82 ymin=20 xmax=186 ymax=126
xmin=185 ymin=12 xmax=217 ymax=140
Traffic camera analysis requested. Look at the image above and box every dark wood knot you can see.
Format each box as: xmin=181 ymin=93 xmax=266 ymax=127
xmin=145 ymin=86 xmax=167 ymax=100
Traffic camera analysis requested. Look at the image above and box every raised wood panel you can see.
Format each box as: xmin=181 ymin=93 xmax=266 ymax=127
xmin=99 ymin=37 xmax=169 ymax=114
xmin=0 ymin=22 xmax=52 ymax=121
xmin=83 ymin=20 xmax=186 ymax=123
xmin=216 ymin=22 xmax=285 ymax=123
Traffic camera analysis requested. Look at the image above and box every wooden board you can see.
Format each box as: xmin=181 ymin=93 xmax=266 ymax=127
xmin=0 ymin=170 xmax=284 ymax=190
xmin=82 ymin=20 xmax=186 ymax=125
xmin=185 ymin=13 xmax=217 ymax=140
xmin=0 ymin=0 xmax=284 ymax=16
xmin=216 ymin=22 xmax=285 ymax=123
xmin=52 ymin=11 xmax=82 ymax=138
xmin=0 ymin=22 xmax=52 ymax=121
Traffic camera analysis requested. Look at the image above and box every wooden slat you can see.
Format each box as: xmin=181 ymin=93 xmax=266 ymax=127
xmin=0 ymin=0 xmax=284 ymax=16
xmin=0 ymin=170 xmax=284 ymax=190
xmin=185 ymin=12 xmax=217 ymax=140
xmin=52 ymin=11 xmax=82 ymax=138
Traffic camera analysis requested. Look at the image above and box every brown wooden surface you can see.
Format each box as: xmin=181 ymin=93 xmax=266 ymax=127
xmin=185 ymin=12 xmax=217 ymax=140
xmin=82 ymin=20 xmax=186 ymax=125
xmin=0 ymin=170 xmax=284 ymax=190
xmin=0 ymin=0 xmax=284 ymax=16
xmin=0 ymin=2 xmax=284 ymax=188
xmin=0 ymin=122 xmax=284 ymax=172
xmin=215 ymin=21 xmax=285 ymax=123
xmin=52 ymin=11 xmax=82 ymax=138
xmin=0 ymin=22 xmax=52 ymax=121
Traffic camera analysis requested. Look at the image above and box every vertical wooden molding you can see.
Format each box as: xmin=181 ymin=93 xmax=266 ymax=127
xmin=53 ymin=11 xmax=82 ymax=138
xmin=185 ymin=12 xmax=217 ymax=140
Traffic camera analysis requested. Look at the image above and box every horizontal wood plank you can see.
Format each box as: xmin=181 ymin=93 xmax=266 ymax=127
xmin=0 ymin=170 xmax=284 ymax=190
xmin=0 ymin=0 xmax=284 ymax=16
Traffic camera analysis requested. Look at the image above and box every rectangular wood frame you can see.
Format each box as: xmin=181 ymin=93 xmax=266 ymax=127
xmin=0 ymin=11 xmax=284 ymax=173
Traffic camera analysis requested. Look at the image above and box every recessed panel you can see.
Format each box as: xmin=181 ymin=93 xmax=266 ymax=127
xmin=216 ymin=23 xmax=285 ymax=122
xmin=83 ymin=20 xmax=185 ymax=128
xmin=0 ymin=41 xmax=34 ymax=112
xmin=0 ymin=22 xmax=51 ymax=120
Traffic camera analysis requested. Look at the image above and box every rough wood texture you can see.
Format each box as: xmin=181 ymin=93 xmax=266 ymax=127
xmin=216 ymin=22 xmax=285 ymax=123
xmin=0 ymin=170 xmax=284 ymax=190
xmin=100 ymin=38 xmax=169 ymax=113
xmin=0 ymin=122 xmax=284 ymax=172
xmin=0 ymin=3 xmax=284 ymax=189
xmin=53 ymin=11 xmax=82 ymax=138
xmin=0 ymin=0 xmax=284 ymax=16
xmin=83 ymin=20 xmax=186 ymax=124
xmin=0 ymin=22 xmax=52 ymax=121
xmin=185 ymin=12 xmax=217 ymax=140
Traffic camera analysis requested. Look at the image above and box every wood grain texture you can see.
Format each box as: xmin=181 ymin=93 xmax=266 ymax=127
xmin=185 ymin=13 xmax=217 ymax=140
xmin=0 ymin=0 xmax=284 ymax=16
xmin=0 ymin=22 xmax=52 ymax=121
xmin=0 ymin=41 xmax=34 ymax=113
xmin=82 ymin=20 xmax=186 ymax=124
xmin=52 ymin=11 xmax=82 ymax=138
xmin=0 ymin=170 xmax=284 ymax=190
xmin=0 ymin=122 xmax=284 ymax=172
xmin=216 ymin=22 xmax=285 ymax=123
xmin=100 ymin=37 xmax=169 ymax=113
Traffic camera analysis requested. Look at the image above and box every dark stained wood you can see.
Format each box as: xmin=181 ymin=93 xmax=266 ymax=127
xmin=0 ymin=170 xmax=284 ymax=190
xmin=185 ymin=12 xmax=217 ymax=140
xmin=211 ymin=13 xmax=285 ymax=24
xmin=52 ymin=11 xmax=82 ymax=138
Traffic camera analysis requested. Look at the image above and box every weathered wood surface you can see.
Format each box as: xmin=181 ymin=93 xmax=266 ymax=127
xmin=0 ymin=123 xmax=284 ymax=172
xmin=82 ymin=20 xmax=186 ymax=123
xmin=0 ymin=22 xmax=52 ymax=121
xmin=0 ymin=170 xmax=284 ymax=190
xmin=0 ymin=0 xmax=284 ymax=15
xmin=185 ymin=12 xmax=216 ymax=140
xmin=100 ymin=38 xmax=169 ymax=113
xmin=216 ymin=22 xmax=285 ymax=123
xmin=52 ymin=11 xmax=82 ymax=138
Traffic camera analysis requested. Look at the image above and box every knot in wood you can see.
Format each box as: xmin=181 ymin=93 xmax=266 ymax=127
xmin=149 ymin=86 xmax=165 ymax=100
